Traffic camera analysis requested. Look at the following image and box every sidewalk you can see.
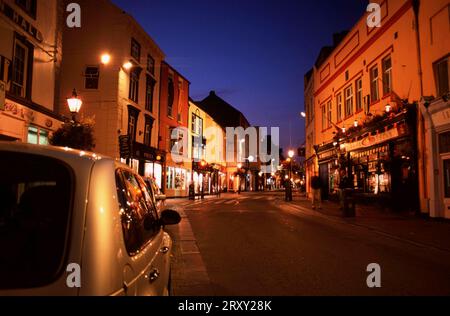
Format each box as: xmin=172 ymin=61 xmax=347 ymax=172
xmin=288 ymin=193 xmax=450 ymax=253
xmin=164 ymin=202 xmax=214 ymax=296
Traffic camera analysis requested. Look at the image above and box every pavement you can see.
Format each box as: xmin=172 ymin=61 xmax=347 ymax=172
xmin=164 ymin=191 xmax=450 ymax=296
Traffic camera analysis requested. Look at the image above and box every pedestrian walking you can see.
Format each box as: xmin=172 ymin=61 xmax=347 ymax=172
xmin=311 ymin=173 xmax=322 ymax=209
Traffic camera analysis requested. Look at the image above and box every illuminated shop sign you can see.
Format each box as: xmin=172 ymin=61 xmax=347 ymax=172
xmin=341 ymin=125 xmax=408 ymax=152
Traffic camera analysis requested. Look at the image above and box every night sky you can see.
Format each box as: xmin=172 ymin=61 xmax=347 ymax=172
xmin=111 ymin=0 xmax=367 ymax=152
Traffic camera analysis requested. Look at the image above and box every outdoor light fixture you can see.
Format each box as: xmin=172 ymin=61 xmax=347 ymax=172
xmin=342 ymin=127 xmax=346 ymax=133
xmin=237 ymin=163 xmax=242 ymax=169
xmin=354 ymin=120 xmax=358 ymax=127
xmin=288 ymin=150 xmax=294 ymax=158
xmin=385 ymin=104 xmax=392 ymax=113
xmin=200 ymin=160 xmax=207 ymax=167
xmin=67 ymin=88 xmax=82 ymax=121
xmin=248 ymin=155 xmax=255 ymax=162
xmin=285 ymin=175 xmax=289 ymax=179
xmin=101 ymin=53 xmax=111 ymax=65
xmin=123 ymin=61 xmax=133 ymax=70
xmin=300 ymin=111 xmax=306 ymax=118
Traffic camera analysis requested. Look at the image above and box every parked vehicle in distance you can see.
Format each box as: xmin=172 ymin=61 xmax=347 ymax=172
xmin=0 ymin=142 xmax=181 ymax=296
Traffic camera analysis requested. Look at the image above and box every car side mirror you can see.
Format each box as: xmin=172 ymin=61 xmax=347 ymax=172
xmin=159 ymin=209 xmax=181 ymax=226
xmin=155 ymin=194 xmax=166 ymax=201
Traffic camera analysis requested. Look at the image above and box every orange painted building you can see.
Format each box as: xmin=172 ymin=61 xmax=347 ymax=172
xmin=305 ymin=0 xmax=450 ymax=217
xmin=158 ymin=61 xmax=191 ymax=197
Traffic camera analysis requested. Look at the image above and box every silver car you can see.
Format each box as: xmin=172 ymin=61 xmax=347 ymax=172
xmin=0 ymin=142 xmax=180 ymax=295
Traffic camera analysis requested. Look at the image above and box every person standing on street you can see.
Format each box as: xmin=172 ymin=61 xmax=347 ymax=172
xmin=311 ymin=173 xmax=322 ymax=209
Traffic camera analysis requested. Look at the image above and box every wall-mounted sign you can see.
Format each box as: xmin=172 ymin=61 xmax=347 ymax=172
xmin=0 ymin=0 xmax=44 ymax=43
xmin=341 ymin=125 xmax=408 ymax=152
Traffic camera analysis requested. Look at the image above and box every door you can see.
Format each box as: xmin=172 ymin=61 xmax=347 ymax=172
xmin=319 ymin=163 xmax=329 ymax=200
xmin=443 ymin=156 xmax=450 ymax=218
xmin=115 ymin=169 xmax=169 ymax=296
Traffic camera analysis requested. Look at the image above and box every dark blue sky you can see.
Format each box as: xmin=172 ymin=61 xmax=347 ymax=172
xmin=111 ymin=0 xmax=367 ymax=151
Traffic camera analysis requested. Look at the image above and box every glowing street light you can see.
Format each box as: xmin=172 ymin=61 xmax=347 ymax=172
xmin=101 ymin=53 xmax=111 ymax=65
xmin=300 ymin=111 xmax=306 ymax=118
xmin=288 ymin=150 xmax=294 ymax=158
xmin=67 ymin=89 xmax=82 ymax=121
xmin=123 ymin=61 xmax=133 ymax=70
xmin=354 ymin=120 xmax=359 ymax=127
xmin=385 ymin=104 xmax=392 ymax=113
xmin=237 ymin=163 xmax=242 ymax=169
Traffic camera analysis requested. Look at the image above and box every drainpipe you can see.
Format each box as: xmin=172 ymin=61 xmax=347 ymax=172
xmin=412 ymin=0 xmax=429 ymax=215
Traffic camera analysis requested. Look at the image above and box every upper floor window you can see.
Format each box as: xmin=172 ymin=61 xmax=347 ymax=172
xmin=84 ymin=66 xmax=99 ymax=89
xmin=434 ymin=56 xmax=449 ymax=98
xmin=382 ymin=56 xmax=392 ymax=95
xmin=167 ymin=77 xmax=174 ymax=117
xmin=370 ymin=65 xmax=379 ymax=102
xmin=145 ymin=75 xmax=155 ymax=112
xmin=15 ymin=0 xmax=36 ymax=19
xmin=321 ymin=105 xmax=326 ymax=131
xmin=144 ymin=116 xmax=154 ymax=147
xmin=345 ymin=85 xmax=353 ymax=117
xmin=355 ymin=78 xmax=363 ymax=112
xmin=127 ymin=105 xmax=140 ymax=142
xmin=336 ymin=93 xmax=342 ymax=122
xmin=327 ymin=100 xmax=332 ymax=128
xmin=131 ymin=38 xmax=141 ymax=62
xmin=147 ymin=55 xmax=155 ymax=75
xmin=10 ymin=37 xmax=32 ymax=99
xmin=191 ymin=113 xmax=203 ymax=136
xmin=129 ymin=69 xmax=140 ymax=103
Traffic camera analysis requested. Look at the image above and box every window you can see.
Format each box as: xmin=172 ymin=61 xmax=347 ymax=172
xmin=11 ymin=39 xmax=31 ymax=98
xmin=345 ymin=85 xmax=353 ymax=117
xmin=336 ymin=93 xmax=342 ymax=122
xmin=129 ymin=69 xmax=140 ymax=103
xmin=177 ymin=78 xmax=183 ymax=122
xmin=444 ymin=159 xmax=450 ymax=198
xmin=322 ymin=105 xmax=326 ymax=130
xmin=439 ymin=131 xmax=450 ymax=154
xmin=147 ymin=55 xmax=154 ymax=74
xmin=145 ymin=75 xmax=154 ymax=112
xmin=15 ymin=0 xmax=36 ymax=18
xmin=382 ymin=56 xmax=392 ymax=95
xmin=144 ymin=116 xmax=153 ymax=146
xmin=84 ymin=66 xmax=99 ymax=89
xmin=370 ymin=65 xmax=379 ymax=102
xmin=0 ymin=152 xmax=73 ymax=289
xmin=166 ymin=167 xmax=187 ymax=190
xmin=116 ymin=169 xmax=159 ymax=256
xmin=127 ymin=105 xmax=140 ymax=141
xmin=191 ymin=113 xmax=203 ymax=135
xmin=131 ymin=38 xmax=141 ymax=62
xmin=27 ymin=126 xmax=48 ymax=145
xmin=327 ymin=100 xmax=332 ymax=128
xmin=169 ymin=127 xmax=185 ymax=155
xmin=434 ymin=57 xmax=449 ymax=97
xmin=167 ymin=77 xmax=174 ymax=117
xmin=356 ymin=78 xmax=363 ymax=112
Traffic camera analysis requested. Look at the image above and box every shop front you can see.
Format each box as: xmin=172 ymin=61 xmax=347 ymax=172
xmin=316 ymin=143 xmax=339 ymax=200
xmin=340 ymin=109 xmax=419 ymax=212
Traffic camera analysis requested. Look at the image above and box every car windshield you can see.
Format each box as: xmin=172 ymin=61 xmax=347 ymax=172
xmin=0 ymin=151 xmax=73 ymax=289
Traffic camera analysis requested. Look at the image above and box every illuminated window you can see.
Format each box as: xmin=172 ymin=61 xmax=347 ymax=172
xmin=382 ymin=56 xmax=392 ymax=95
xmin=370 ymin=65 xmax=379 ymax=102
xmin=27 ymin=126 xmax=48 ymax=145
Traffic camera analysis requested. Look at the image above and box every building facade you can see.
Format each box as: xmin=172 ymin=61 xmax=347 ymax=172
xmin=159 ymin=61 xmax=190 ymax=197
xmin=0 ymin=0 xmax=63 ymax=144
xmin=304 ymin=68 xmax=316 ymax=198
xmin=417 ymin=0 xmax=450 ymax=218
xmin=59 ymin=0 xmax=165 ymax=187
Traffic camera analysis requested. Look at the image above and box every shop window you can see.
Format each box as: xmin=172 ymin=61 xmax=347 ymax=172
xmin=370 ymin=65 xmax=379 ymax=102
xmin=439 ymin=131 xmax=450 ymax=154
xmin=355 ymin=78 xmax=363 ymax=112
xmin=444 ymin=159 xmax=450 ymax=198
xmin=84 ymin=66 xmax=99 ymax=90
xmin=27 ymin=126 xmax=48 ymax=145
xmin=166 ymin=167 xmax=187 ymax=190
xmin=382 ymin=56 xmax=392 ymax=95
xmin=345 ymin=85 xmax=353 ymax=117
xmin=336 ymin=93 xmax=342 ymax=122
xmin=434 ymin=57 xmax=449 ymax=97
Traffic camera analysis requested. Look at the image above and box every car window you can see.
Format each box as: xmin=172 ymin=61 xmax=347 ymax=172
xmin=115 ymin=169 xmax=160 ymax=256
xmin=0 ymin=151 xmax=73 ymax=289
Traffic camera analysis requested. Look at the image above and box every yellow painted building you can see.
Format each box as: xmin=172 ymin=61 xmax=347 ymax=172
xmin=305 ymin=0 xmax=450 ymax=217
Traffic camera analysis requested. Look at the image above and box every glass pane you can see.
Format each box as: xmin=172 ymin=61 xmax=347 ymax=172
xmin=444 ymin=160 xmax=450 ymax=198
xmin=439 ymin=131 xmax=450 ymax=154
xmin=27 ymin=126 xmax=38 ymax=144
xmin=39 ymin=130 xmax=49 ymax=145
xmin=0 ymin=151 xmax=73 ymax=289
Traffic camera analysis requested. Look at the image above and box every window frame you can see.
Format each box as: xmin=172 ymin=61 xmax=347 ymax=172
xmin=355 ymin=78 xmax=363 ymax=112
xmin=327 ymin=100 xmax=332 ymax=128
xmin=145 ymin=75 xmax=154 ymax=112
xmin=382 ymin=55 xmax=392 ymax=96
xmin=130 ymin=38 xmax=141 ymax=62
xmin=370 ymin=65 xmax=379 ymax=103
xmin=147 ymin=54 xmax=155 ymax=75
xmin=344 ymin=85 xmax=353 ymax=118
xmin=144 ymin=115 xmax=154 ymax=147
xmin=129 ymin=69 xmax=140 ymax=103
xmin=336 ymin=93 xmax=342 ymax=122
xmin=11 ymin=36 xmax=32 ymax=99
xmin=15 ymin=0 xmax=37 ymax=19
xmin=84 ymin=66 xmax=100 ymax=90
xmin=433 ymin=56 xmax=449 ymax=98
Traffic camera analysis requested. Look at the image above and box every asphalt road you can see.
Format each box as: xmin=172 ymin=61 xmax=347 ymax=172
xmin=170 ymin=192 xmax=450 ymax=296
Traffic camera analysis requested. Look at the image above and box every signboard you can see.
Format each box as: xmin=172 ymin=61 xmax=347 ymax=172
xmin=119 ymin=135 xmax=131 ymax=158
xmin=340 ymin=125 xmax=408 ymax=152
xmin=0 ymin=0 xmax=43 ymax=42
xmin=0 ymin=80 xmax=5 ymax=111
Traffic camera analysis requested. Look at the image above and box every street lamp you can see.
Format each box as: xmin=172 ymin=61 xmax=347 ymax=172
xmin=288 ymin=150 xmax=294 ymax=180
xmin=67 ymin=89 xmax=82 ymax=122
xmin=101 ymin=53 xmax=111 ymax=65
xmin=300 ymin=111 xmax=306 ymax=118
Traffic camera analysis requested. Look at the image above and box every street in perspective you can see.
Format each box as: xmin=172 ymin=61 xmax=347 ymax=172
xmin=0 ymin=0 xmax=450 ymax=298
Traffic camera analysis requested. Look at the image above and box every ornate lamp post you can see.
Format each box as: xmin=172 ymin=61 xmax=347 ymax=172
xmin=67 ymin=89 xmax=82 ymax=122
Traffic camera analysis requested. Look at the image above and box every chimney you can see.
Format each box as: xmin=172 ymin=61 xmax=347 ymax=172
xmin=210 ymin=90 xmax=216 ymax=96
